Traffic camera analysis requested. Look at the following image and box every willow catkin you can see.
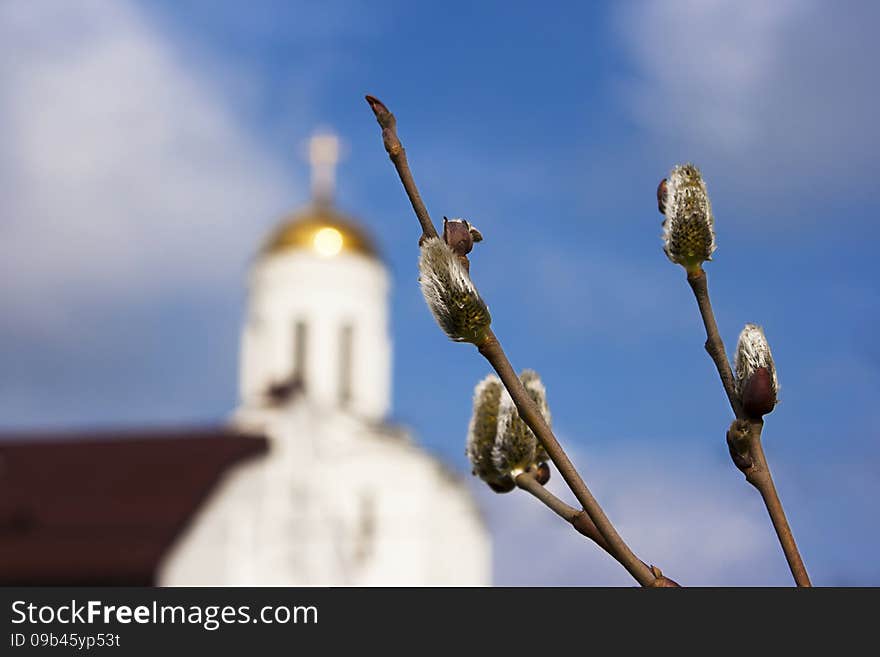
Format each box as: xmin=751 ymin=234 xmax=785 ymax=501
xmin=466 ymin=374 xmax=514 ymax=492
xmin=418 ymin=237 xmax=491 ymax=344
xmin=734 ymin=323 xmax=779 ymax=418
xmin=661 ymin=164 xmax=716 ymax=270
xmin=518 ymin=369 xmax=550 ymax=464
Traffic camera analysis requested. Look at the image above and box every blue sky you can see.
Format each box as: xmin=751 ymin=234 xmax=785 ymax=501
xmin=1 ymin=0 xmax=878 ymax=585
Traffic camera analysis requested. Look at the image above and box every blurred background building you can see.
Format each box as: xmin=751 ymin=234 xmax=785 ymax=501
xmin=0 ymin=133 xmax=490 ymax=586
xmin=2 ymin=0 xmax=877 ymax=586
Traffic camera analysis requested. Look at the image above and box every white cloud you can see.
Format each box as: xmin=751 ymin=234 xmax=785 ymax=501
xmin=615 ymin=0 xmax=880 ymax=199
xmin=0 ymin=0 xmax=295 ymax=331
xmin=618 ymin=0 xmax=797 ymax=151
xmin=480 ymin=441 xmax=789 ymax=586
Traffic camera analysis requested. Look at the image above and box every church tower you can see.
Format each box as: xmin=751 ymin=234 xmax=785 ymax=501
xmin=159 ymin=131 xmax=490 ymax=587
xmin=238 ymin=133 xmax=392 ymax=420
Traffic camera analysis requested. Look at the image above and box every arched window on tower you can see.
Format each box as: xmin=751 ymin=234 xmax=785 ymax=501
xmin=293 ymin=319 xmax=308 ymax=387
xmin=339 ymin=323 xmax=353 ymax=407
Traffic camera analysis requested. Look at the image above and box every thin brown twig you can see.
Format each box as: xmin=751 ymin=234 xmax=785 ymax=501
xmin=365 ymin=95 xmax=438 ymax=241
xmin=515 ymin=471 xmax=680 ymax=587
xmin=514 ymin=470 xmax=609 ymax=550
xmin=686 ymin=268 xmax=742 ymax=417
xmin=479 ymin=332 xmax=656 ymax=586
xmin=366 ymin=94 xmax=658 ymax=587
xmin=689 ymin=265 xmax=811 ymax=587
xmin=727 ymin=420 xmax=812 ymax=586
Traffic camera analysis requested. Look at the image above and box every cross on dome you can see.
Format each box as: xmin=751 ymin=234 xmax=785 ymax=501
xmin=309 ymin=132 xmax=341 ymax=205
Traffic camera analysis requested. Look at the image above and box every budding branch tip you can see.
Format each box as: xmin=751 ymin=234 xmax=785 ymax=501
xmin=365 ymin=94 xmax=391 ymax=122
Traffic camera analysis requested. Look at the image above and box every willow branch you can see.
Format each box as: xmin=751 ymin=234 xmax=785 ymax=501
xmin=365 ymin=95 xmax=438 ymax=241
xmin=479 ymin=331 xmax=655 ymax=586
xmin=688 ymin=265 xmax=810 ymax=586
xmin=515 ymin=471 xmax=680 ymax=586
xmin=514 ymin=471 xmax=609 ymax=549
xmin=686 ymin=267 xmax=742 ymax=418
xmin=727 ymin=421 xmax=812 ymax=586
xmin=366 ymin=93 xmax=659 ymax=587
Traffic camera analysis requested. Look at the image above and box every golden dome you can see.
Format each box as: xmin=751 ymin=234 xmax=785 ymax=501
xmin=260 ymin=203 xmax=381 ymax=260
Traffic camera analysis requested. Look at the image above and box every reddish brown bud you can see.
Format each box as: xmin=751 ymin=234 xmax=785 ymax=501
xmin=648 ymin=565 xmax=681 ymax=587
xmin=657 ymin=178 xmax=667 ymax=214
xmin=534 ymin=462 xmax=551 ymax=485
xmin=726 ymin=419 xmax=754 ymax=472
xmin=742 ymin=366 xmax=777 ymax=418
xmin=487 ymin=478 xmax=516 ymax=494
xmin=443 ymin=217 xmax=477 ymax=257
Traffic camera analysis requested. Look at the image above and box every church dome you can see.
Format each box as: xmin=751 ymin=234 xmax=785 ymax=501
xmin=260 ymin=203 xmax=381 ymax=260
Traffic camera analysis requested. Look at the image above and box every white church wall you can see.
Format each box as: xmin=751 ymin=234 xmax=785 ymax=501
xmin=158 ymin=406 xmax=490 ymax=586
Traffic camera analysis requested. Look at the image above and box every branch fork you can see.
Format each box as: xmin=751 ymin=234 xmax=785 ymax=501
xmin=367 ymin=93 xmax=664 ymax=587
xmin=686 ymin=264 xmax=811 ymax=587
xmin=369 ymin=95 xmax=815 ymax=587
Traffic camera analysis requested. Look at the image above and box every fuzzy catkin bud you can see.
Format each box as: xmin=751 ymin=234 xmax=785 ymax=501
xmin=734 ymin=323 xmax=779 ymax=418
xmin=466 ymin=371 xmax=552 ymax=492
xmin=492 ymin=392 xmax=538 ymax=477
xmin=518 ymin=369 xmax=551 ymax=464
xmin=491 ymin=370 xmax=552 ymax=479
xmin=466 ymin=375 xmax=515 ymax=492
xmin=661 ymin=164 xmax=716 ymax=271
xmin=418 ymin=237 xmax=491 ymax=344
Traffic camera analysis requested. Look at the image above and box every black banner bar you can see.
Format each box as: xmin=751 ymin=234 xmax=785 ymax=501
xmin=1 ymin=587 xmax=875 ymax=654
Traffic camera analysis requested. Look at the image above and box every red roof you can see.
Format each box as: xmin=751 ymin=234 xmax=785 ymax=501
xmin=0 ymin=427 xmax=268 ymax=585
